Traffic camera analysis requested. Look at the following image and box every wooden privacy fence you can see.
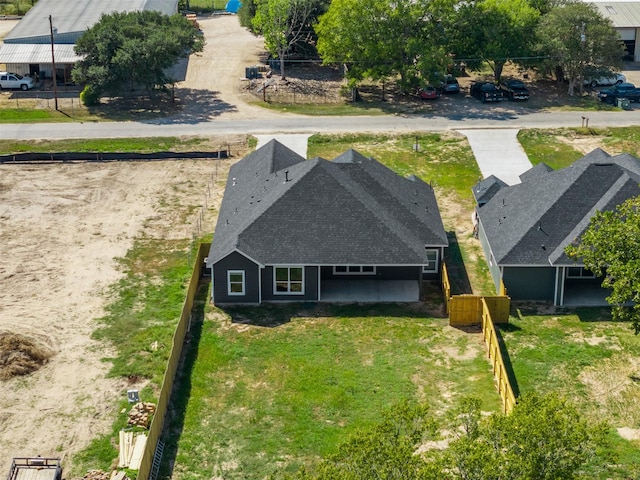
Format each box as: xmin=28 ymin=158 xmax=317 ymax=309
xmin=482 ymin=298 xmax=517 ymax=414
xmin=441 ymin=263 xmax=516 ymax=413
xmin=136 ymin=243 xmax=210 ymax=480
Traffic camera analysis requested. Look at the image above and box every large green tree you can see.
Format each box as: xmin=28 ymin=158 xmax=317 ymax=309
xmin=536 ymin=2 xmax=623 ymax=95
xmin=316 ymin=0 xmax=450 ymax=95
xmin=288 ymin=394 xmax=609 ymax=479
xmin=72 ymin=10 xmax=204 ymax=101
xmin=443 ymin=394 xmax=608 ymax=479
xmin=447 ymin=0 xmax=540 ymax=81
xmin=566 ymin=196 xmax=640 ymax=334
xmin=252 ymin=0 xmax=325 ymax=79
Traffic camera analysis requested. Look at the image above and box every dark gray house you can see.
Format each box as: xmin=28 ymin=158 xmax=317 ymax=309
xmin=206 ymin=140 xmax=448 ymax=305
xmin=473 ymin=148 xmax=640 ymax=306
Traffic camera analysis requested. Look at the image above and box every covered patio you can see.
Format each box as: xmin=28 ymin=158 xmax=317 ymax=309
xmin=319 ymin=280 xmax=420 ymax=303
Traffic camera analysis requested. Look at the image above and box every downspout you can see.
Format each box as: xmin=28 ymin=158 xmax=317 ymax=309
xmin=317 ymin=267 xmax=321 ymax=301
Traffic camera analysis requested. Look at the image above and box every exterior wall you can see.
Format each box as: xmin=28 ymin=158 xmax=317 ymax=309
xmin=320 ymin=265 xmax=421 ymax=281
xmin=502 ymin=266 xmax=556 ymax=301
xmin=261 ymin=266 xmax=319 ymax=302
xmin=212 ymin=251 xmax=260 ymax=304
xmin=477 ymin=222 xmax=503 ymax=293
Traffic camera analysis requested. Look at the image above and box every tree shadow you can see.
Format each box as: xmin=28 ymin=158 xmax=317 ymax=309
xmin=88 ymin=87 xmax=237 ymax=123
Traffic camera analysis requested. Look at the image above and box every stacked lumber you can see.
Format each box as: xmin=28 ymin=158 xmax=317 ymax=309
xmin=127 ymin=402 xmax=156 ymax=428
xmin=118 ymin=430 xmax=148 ymax=469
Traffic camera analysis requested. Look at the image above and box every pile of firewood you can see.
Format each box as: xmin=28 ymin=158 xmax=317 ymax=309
xmin=127 ymin=402 xmax=156 ymax=428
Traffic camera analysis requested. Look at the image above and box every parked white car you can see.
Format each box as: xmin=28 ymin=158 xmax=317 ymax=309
xmin=0 ymin=72 xmax=35 ymax=90
xmin=584 ymin=72 xmax=626 ymax=87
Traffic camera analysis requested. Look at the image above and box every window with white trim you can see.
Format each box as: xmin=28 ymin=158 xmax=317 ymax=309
xmin=227 ymin=270 xmax=245 ymax=295
xmin=422 ymin=250 xmax=439 ymax=273
xmin=333 ymin=265 xmax=376 ymax=275
xmin=566 ymin=267 xmax=596 ymax=278
xmin=274 ymin=266 xmax=304 ymax=294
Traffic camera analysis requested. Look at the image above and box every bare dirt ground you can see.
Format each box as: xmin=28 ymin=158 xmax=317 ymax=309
xmin=0 ymin=15 xmax=258 ymax=473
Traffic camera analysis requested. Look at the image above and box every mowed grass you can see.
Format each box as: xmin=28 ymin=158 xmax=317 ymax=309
xmin=518 ymin=126 xmax=640 ymax=169
xmin=308 ymin=132 xmax=479 ymax=201
xmin=502 ymin=307 xmax=640 ymax=479
xmin=167 ymin=304 xmax=501 ymax=479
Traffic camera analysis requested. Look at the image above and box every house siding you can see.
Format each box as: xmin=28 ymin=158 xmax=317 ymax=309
xmin=212 ymin=251 xmax=260 ymax=304
xmin=503 ymin=266 xmax=555 ymax=301
xmin=320 ymin=265 xmax=421 ymax=281
xmin=477 ymin=222 xmax=502 ymax=292
xmin=261 ymin=266 xmax=319 ymax=302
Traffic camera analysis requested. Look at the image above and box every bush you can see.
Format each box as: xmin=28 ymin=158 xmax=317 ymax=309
xmin=80 ymin=85 xmax=100 ymax=106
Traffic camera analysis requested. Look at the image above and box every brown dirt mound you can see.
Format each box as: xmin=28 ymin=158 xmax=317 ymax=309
xmin=0 ymin=332 xmax=54 ymax=380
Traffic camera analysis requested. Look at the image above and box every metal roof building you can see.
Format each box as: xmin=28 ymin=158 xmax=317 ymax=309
xmin=0 ymin=0 xmax=178 ymax=80
xmin=585 ymin=1 xmax=640 ymax=61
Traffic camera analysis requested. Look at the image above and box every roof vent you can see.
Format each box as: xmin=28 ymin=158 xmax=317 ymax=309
xmin=284 ymin=170 xmax=290 ymax=183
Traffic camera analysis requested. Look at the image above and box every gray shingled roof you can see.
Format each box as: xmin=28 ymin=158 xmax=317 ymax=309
xmin=208 ymin=140 xmax=448 ymax=267
xmin=4 ymin=0 xmax=178 ymax=44
xmin=476 ymin=149 xmax=640 ymax=267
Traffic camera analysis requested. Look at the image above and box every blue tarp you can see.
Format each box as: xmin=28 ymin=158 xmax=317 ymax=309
xmin=225 ymin=0 xmax=241 ymax=13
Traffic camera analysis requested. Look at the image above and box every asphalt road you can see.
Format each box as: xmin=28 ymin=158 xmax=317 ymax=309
xmin=1 ymin=109 xmax=639 ymax=140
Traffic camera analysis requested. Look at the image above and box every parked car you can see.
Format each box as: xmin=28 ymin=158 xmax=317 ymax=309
xmin=438 ymin=74 xmax=460 ymax=94
xmin=584 ymin=72 xmax=625 ymax=88
xmin=597 ymin=82 xmax=640 ymax=104
xmin=418 ymin=85 xmax=440 ymax=100
xmin=470 ymin=82 xmax=504 ymax=103
xmin=499 ymin=79 xmax=529 ymax=101
xmin=0 ymin=72 xmax=35 ymax=91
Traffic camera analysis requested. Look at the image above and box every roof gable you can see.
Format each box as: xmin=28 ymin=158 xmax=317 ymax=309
xmin=477 ymin=150 xmax=640 ymax=266
xmin=208 ymin=141 xmax=448 ymax=266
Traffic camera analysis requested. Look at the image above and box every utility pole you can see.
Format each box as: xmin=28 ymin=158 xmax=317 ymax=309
xmin=49 ymin=14 xmax=58 ymax=111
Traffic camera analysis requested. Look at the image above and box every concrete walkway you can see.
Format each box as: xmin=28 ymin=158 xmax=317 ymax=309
xmin=255 ymin=134 xmax=312 ymax=158
xmin=456 ymin=129 xmax=533 ymax=185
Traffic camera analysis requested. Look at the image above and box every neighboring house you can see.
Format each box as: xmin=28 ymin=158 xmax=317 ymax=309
xmin=585 ymin=1 xmax=640 ymax=61
xmin=206 ymin=140 xmax=448 ymax=305
xmin=0 ymin=0 xmax=178 ymax=83
xmin=473 ymin=148 xmax=640 ymax=306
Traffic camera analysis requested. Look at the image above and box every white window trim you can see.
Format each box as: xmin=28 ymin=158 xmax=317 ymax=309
xmin=422 ymin=249 xmax=439 ymax=273
xmin=227 ymin=270 xmax=245 ymax=296
xmin=566 ymin=266 xmax=596 ymax=279
xmin=274 ymin=266 xmax=305 ymax=295
xmin=333 ymin=265 xmax=377 ymax=275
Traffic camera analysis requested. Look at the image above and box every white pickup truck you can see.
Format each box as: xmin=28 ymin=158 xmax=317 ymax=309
xmin=0 ymin=72 xmax=35 ymax=90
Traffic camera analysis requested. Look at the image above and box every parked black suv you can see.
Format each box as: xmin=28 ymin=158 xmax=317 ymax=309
xmin=470 ymin=82 xmax=504 ymax=103
xmin=499 ymin=79 xmax=529 ymax=101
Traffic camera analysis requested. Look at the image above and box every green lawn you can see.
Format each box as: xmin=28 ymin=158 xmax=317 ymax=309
xmin=518 ymin=126 xmax=640 ymax=169
xmin=502 ymin=307 xmax=640 ymax=479
xmin=166 ymin=304 xmax=501 ymax=479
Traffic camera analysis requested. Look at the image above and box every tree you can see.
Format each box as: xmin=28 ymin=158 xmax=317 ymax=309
xmin=287 ymin=394 xmax=609 ymax=479
xmin=72 ymin=11 xmax=205 ymax=101
xmin=252 ymin=0 xmax=320 ymax=79
xmin=316 ymin=0 xmax=451 ymax=96
xmin=289 ymin=400 xmax=439 ymax=479
xmin=447 ymin=0 xmax=540 ymax=81
xmin=566 ymin=196 xmax=640 ymax=334
xmin=536 ymin=2 xmax=623 ymax=95
xmin=443 ymin=394 xmax=609 ymax=480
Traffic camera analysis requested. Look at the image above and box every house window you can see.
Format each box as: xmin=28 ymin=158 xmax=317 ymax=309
xmin=274 ymin=266 xmax=304 ymax=294
xmin=422 ymin=250 xmax=439 ymax=273
xmin=227 ymin=270 xmax=245 ymax=295
xmin=333 ymin=265 xmax=376 ymax=275
xmin=566 ymin=267 xmax=596 ymax=279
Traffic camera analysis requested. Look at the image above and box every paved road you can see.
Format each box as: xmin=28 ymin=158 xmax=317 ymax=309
xmin=1 ymin=110 xmax=638 ymax=140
